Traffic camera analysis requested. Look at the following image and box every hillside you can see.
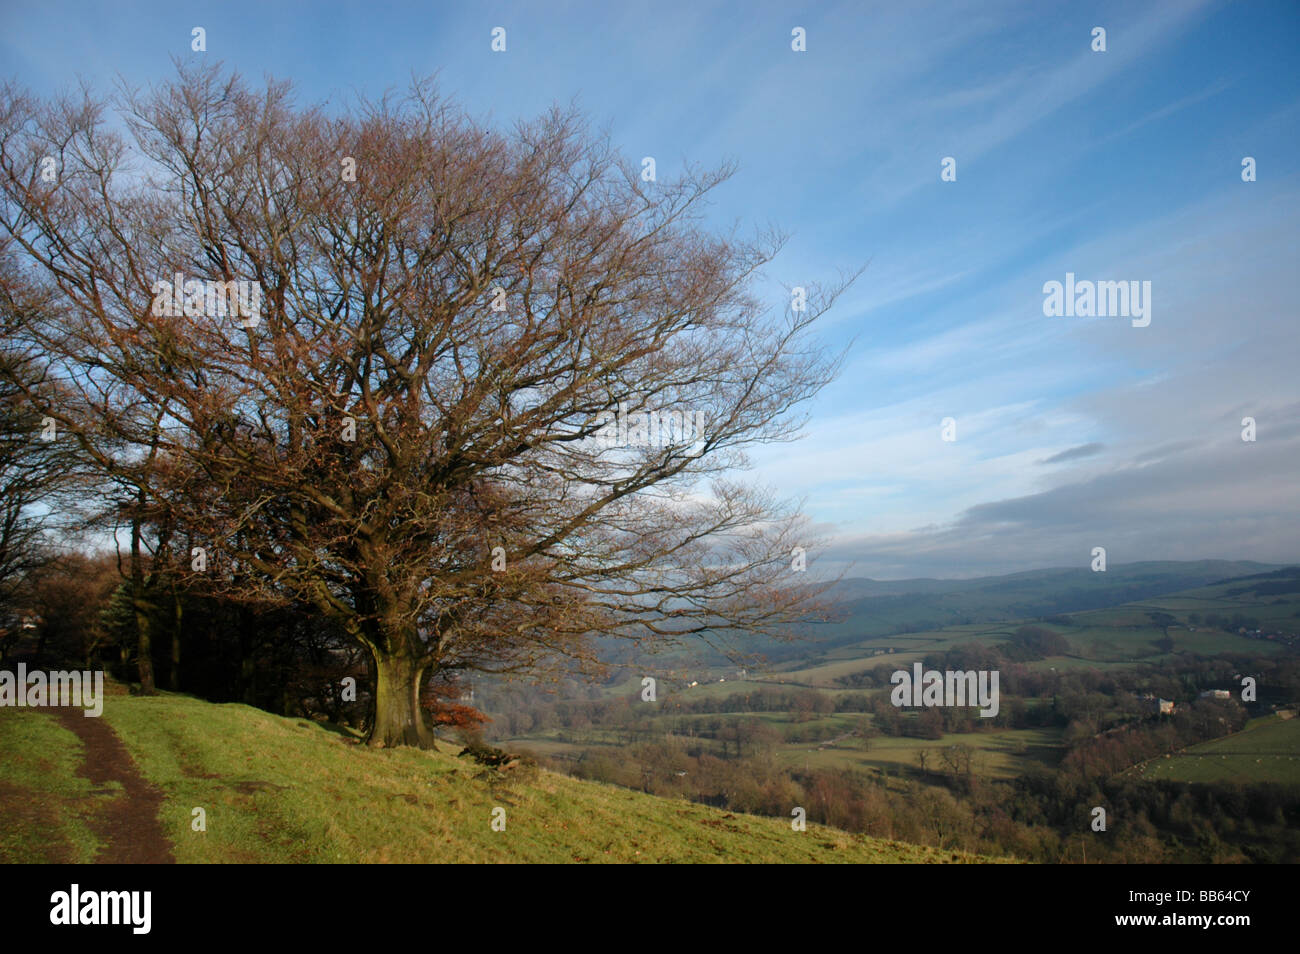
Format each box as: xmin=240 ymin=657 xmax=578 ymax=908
xmin=0 ymin=691 xmax=1001 ymax=864
xmin=803 ymin=560 xmax=1284 ymax=650
xmin=635 ymin=560 xmax=1282 ymax=667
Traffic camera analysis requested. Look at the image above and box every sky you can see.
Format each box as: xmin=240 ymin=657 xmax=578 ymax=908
xmin=2 ymin=0 xmax=1297 ymax=579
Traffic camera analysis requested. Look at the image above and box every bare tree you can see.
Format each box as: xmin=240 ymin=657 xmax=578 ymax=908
xmin=0 ymin=275 xmax=74 ymax=658
xmin=0 ymin=64 xmax=856 ymax=747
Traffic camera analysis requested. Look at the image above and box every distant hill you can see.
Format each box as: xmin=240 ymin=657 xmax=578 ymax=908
xmin=1215 ymin=565 xmax=1300 ymax=597
xmin=831 ymin=559 xmax=1282 ymax=601
xmin=704 ymin=560 xmax=1289 ymax=664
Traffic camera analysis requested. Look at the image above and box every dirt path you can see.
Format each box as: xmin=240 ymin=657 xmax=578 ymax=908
xmin=52 ymin=707 xmax=174 ymax=864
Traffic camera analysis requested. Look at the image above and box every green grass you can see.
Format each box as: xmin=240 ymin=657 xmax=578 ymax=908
xmin=1021 ymin=657 xmax=1135 ymax=672
xmin=779 ymin=653 xmax=919 ymax=686
xmin=1167 ymin=630 xmax=1283 ymax=656
xmin=773 ymin=627 xmax=1016 ymax=685
xmin=1130 ymin=714 xmax=1300 ymax=784
xmin=0 ymin=709 xmax=105 ymax=863
xmin=1 ymin=692 xmax=1005 ymax=863
xmin=774 ymin=727 xmax=1066 ymax=779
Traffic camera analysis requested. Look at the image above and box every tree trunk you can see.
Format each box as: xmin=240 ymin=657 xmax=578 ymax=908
xmin=237 ymin=604 xmax=256 ymax=705
xmin=169 ymin=586 xmax=182 ymax=692
xmin=130 ymin=510 xmax=155 ymax=693
xmin=369 ymin=651 xmax=435 ymax=748
xmin=133 ymin=602 xmax=155 ymax=693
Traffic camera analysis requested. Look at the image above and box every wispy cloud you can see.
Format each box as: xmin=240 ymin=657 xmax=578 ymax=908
xmin=1039 ymin=443 xmax=1106 ymax=465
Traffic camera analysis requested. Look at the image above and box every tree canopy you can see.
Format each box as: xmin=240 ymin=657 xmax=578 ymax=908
xmin=0 ymin=64 xmax=853 ymax=746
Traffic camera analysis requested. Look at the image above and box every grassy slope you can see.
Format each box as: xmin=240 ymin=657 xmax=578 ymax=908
xmin=0 ymin=709 xmax=104 ymax=863
xmin=0 ymin=693 xmax=1003 ymax=863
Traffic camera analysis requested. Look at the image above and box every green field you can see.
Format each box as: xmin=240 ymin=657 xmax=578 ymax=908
xmin=1132 ymin=715 xmax=1300 ymax=784
xmin=774 ymin=727 xmax=1066 ymax=779
xmin=767 ymin=627 xmax=1012 ymax=686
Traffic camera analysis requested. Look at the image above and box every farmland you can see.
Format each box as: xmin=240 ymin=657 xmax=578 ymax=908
xmin=488 ymin=566 xmax=1300 ymax=830
xmin=1131 ymin=714 xmax=1300 ymax=784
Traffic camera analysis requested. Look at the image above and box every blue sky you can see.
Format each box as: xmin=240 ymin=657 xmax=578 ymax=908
xmin=3 ymin=0 xmax=1297 ymax=578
